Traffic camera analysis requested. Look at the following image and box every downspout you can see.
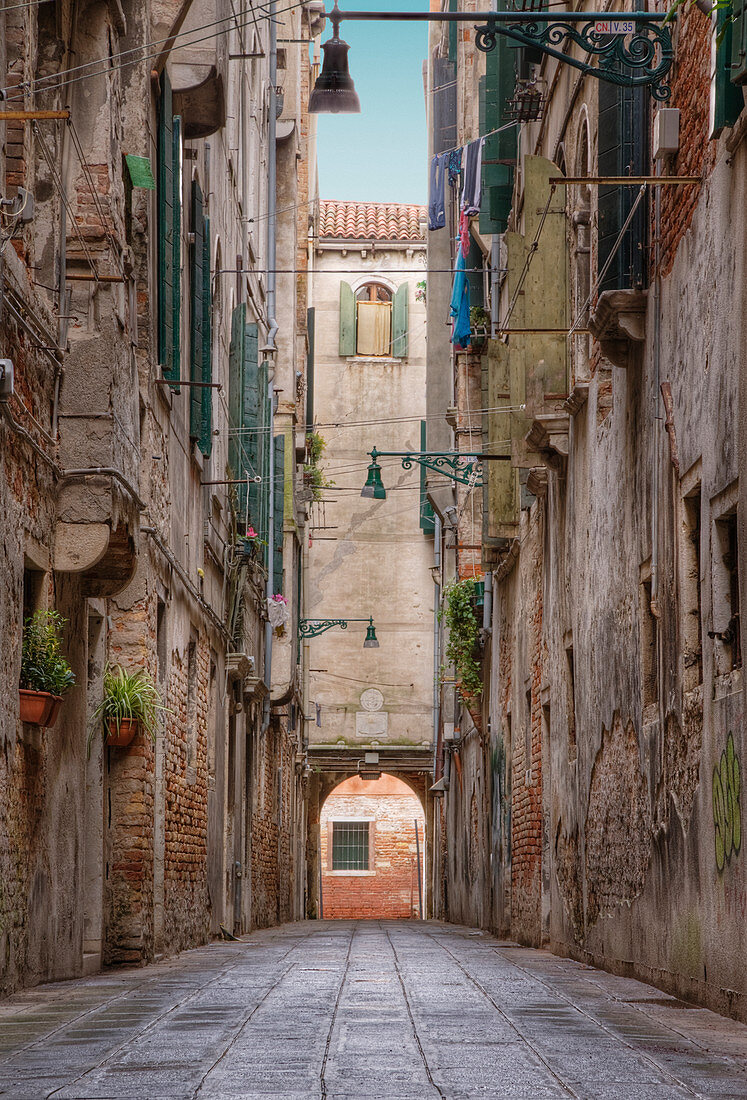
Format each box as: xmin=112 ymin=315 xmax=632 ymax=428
xmin=652 ymin=155 xmax=662 ymax=741
xmin=262 ymin=0 xmax=279 ymax=731
xmin=432 ymin=514 xmax=442 ymax=779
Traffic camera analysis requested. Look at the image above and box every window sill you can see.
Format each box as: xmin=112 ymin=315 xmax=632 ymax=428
xmin=326 ymin=869 xmax=376 ymax=876
xmin=345 ymin=356 xmax=403 ymax=365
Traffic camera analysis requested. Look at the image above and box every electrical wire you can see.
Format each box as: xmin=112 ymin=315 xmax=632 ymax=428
xmin=5 ymin=0 xmax=312 ymax=103
xmin=33 ymin=121 xmax=100 ymax=277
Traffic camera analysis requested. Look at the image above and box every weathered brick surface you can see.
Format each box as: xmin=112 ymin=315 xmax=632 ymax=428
xmin=320 ymin=775 xmax=425 ymax=920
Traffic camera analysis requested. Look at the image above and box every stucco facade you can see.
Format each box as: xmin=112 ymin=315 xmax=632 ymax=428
xmin=426 ymin=2 xmax=747 ymax=1021
xmin=1 ymin=0 xmax=318 ymax=995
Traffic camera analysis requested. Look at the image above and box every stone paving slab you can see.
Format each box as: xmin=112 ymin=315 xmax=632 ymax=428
xmin=0 ymin=920 xmax=746 ymax=1098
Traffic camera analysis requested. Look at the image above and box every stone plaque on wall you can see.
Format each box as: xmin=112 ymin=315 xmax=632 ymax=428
xmin=355 ymin=711 xmax=388 ymax=739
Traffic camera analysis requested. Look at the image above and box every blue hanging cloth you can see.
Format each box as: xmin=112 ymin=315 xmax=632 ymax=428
xmin=450 ymin=250 xmax=471 ymax=349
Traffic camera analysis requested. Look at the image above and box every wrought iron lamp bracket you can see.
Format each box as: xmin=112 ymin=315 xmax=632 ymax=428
xmin=473 ymin=17 xmax=673 ymax=101
xmin=298 ymin=619 xmax=349 ymax=638
xmin=370 ymin=449 xmax=484 ymax=489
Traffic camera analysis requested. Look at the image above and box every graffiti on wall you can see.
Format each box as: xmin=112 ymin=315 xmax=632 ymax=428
xmin=713 ymin=732 xmax=741 ymax=873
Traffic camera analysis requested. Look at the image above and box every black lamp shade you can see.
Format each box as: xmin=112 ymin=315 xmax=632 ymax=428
xmin=309 ymin=37 xmax=361 ymax=114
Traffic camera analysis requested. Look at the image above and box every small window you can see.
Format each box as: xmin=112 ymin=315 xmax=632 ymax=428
xmin=339 ymin=280 xmax=408 ymax=358
xmin=640 ymin=575 xmax=658 ymax=707
xmin=356 ymin=283 xmax=392 ymax=356
xmin=332 ymin=821 xmax=370 ymax=870
xmin=681 ymin=488 xmax=703 ymax=690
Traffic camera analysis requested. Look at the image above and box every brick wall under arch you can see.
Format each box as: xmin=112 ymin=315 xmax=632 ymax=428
xmin=320 ymin=773 xmax=426 ymax=920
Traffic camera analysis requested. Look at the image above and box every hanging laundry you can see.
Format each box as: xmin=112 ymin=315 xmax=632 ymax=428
xmin=450 ymin=250 xmax=471 ymax=350
xmin=448 ymin=148 xmax=462 ymax=188
xmin=428 ymin=153 xmax=448 ymax=231
xmin=459 ymin=211 xmax=470 ymax=259
xmin=461 ymin=137 xmax=485 ymax=216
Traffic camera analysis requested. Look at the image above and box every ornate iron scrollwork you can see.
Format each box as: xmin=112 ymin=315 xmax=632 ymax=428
xmin=401 ymin=453 xmax=485 ymax=488
xmin=474 ymin=18 xmax=673 ymax=101
xmin=298 ymin=619 xmax=349 ymax=638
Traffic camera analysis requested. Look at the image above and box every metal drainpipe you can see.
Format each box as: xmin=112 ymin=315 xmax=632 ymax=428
xmin=652 ymin=155 xmax=663 ymax=743
xmin=262 ymin=0 xmax=279 ymax=732
xmin=432 ymin=514 xmax=442 ymax=779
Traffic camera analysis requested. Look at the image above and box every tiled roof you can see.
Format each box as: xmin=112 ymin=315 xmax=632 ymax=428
xmin=319 ymin=200 xmax=426 ymax=242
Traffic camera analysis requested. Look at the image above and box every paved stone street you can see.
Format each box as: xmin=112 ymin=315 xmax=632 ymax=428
xmin=1 ymin=921 xmax=746 ymax=1100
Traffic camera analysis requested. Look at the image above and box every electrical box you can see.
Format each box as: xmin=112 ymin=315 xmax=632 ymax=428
xmin=0 ymin=359 xmax=14 ymax=400
xmin=653 ymin=108 xmax=680 ymax=160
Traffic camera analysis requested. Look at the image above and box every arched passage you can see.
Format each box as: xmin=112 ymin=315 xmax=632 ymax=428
xmin=319 ymin=773 xmax=426 ymax=919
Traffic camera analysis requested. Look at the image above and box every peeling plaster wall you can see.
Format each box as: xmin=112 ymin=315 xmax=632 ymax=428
xmin=306 ymin=240 xmax=434 ymax=755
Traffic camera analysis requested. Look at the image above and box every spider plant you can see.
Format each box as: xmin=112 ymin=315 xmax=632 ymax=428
xmin=90 ymin=664 xmax=168 ymax=746
xmin=20 ymin=609 xmax=76 ymax=697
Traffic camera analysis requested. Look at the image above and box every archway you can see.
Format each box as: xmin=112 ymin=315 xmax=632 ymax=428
xmin=319 ymin=773 xmax=426 ymax=919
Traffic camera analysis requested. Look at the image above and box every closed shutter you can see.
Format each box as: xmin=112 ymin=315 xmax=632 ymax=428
xmin=597 ymin=80 xmax=648 ymax=292
xmin=157 ymin=74 xmax=179 ymax=388
xmin=419 ymin=420 xmax=436 ymax=534
xmin=243 ymin=323 xmax=261 ymax=537
xmin=172 ymin=115 xmax=182 ymax=388
xmin=189 ymin=180 xmax=204 ymax=441
xmin=229 ymin=305 xmax=246 ymax=514
xmin=339 ymin=281 xmax=356 ymax=355
xmin=200 ymin=216 xmax=213 ymax=456
xmin=732 ymin=0 xmax=747 ymax=84
xmin=257 ymin=360 xmax=271 ymax=555
xmin=433 ymin=57 xmax=456 ymax=154
xmin=273 ymin=433 xmax=285 ymax=590
xmin=713 ymin=9 xmax=744 ymax=132
xmin=479 ymin=39 xmax=517 ymax=236
xmin=392 ymin=283 xmax=409 ymax=358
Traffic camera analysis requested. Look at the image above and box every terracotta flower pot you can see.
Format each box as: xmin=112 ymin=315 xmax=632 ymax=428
xmin=105 ymin=717 xmax=139 ymax=747
xmin=19 ymin=689 xmax=63 ymax=728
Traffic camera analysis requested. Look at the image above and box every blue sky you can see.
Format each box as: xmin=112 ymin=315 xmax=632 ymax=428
xmin=315 ymin=0 xmax=428 ymax=204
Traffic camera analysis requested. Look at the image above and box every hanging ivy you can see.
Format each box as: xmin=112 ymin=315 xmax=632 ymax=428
xmin=440 ymin=579 xmax=483 ymax=697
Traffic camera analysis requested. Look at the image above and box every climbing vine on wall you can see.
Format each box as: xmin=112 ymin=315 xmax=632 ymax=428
xmin=713 ymin=731 xmax=741 ymax=873
xmin=440 ymin=579 xmax=482 ymax=698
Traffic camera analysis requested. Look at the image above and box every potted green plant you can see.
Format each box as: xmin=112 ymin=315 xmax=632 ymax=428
xmin=91 ymin=665 xmax=167 ymax=748
xmin=19 ymin=609 xmax=76 ymax=727
xmin=469 ymin=306 xmax=490 ymax=349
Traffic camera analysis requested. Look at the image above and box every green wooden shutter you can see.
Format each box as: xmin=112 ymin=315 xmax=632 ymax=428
xmin=339 ymin=281 xmax=356 ymax=356
xmin=419 ymin=419 xmax=436 ymax=534
xmin=229 ymin=305 xmax=247 ymax=520
xmin=392 ymin=283 xmax=408 ymax=358
xmin=479 ymin=39 xmax=517 ymax=236
xmin=732 ymin=0 xmax=747 ymax=84
xmin=200 ymin=216 xmax=213 ymax=456
xmin=172 ymin=115 xmax=182 ymax=389
xmin=598 ymin=80 xmax=648 ymax=292
xmin=257 ymin=361 xmax=272 ymax=555
xmin=157 ymin=74 xmax=177 ymax=387
xmin=189 ymin=180 xmax=204 ymax=441
xmin=273 ymin=433 xmax=285 ymax=590
xmin=714 ymin=10 xmax=744 ymax=132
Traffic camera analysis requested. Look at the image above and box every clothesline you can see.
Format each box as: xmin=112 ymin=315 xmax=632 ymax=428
xmin=434 ymin=119 xmax=519 ymax=160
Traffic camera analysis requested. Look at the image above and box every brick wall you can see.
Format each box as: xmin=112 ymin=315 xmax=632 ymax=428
xmin=251 ymin=720 xmax=298 ymax=929
xmin=320 ymin=775 xmax=425 ymax=920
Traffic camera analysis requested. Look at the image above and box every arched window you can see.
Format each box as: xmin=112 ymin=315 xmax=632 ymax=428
xmin=356 ymin=282 xmax=393 ymax=355
xmin=339 ymin=280 xmax=409 ymax=358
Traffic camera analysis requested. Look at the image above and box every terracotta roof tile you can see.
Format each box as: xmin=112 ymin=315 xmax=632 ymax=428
xmin=319 ymin=200 xmax=426 ymax=242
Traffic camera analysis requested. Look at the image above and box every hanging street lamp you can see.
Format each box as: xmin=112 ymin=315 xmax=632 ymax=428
xmin=361 ymin=447 xmax=511 ymax=500
xmin=299 ymin=616 xmax=379 ymax=647
xmin=308 ymin=3 xmax=360 ymax=113
xmin=309 ymin=4 xmax=674 ymax=111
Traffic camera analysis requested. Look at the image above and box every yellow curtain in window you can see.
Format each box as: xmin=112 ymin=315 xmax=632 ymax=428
xmin=357 ymin=302 xmax=391 ymax=356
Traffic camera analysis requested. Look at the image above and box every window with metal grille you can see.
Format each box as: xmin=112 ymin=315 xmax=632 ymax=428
xmin=331 ymin=821 xmax=369 ymax=870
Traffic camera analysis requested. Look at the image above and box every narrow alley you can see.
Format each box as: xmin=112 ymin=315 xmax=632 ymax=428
xmin=1 ymin=921 xmax=746 ymax=1100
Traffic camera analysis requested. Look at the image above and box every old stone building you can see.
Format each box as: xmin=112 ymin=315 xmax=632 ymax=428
xmin=304 ymin=200 xmax=437 ymax=916
xmin=426 ymin=1 xmax=747 ymax=1020
xmin=1 ymin=0 xmax=319 ymax=995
